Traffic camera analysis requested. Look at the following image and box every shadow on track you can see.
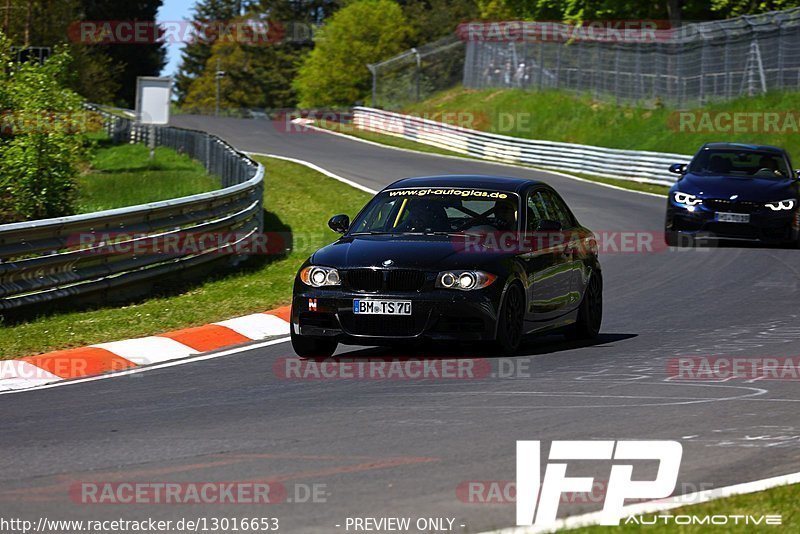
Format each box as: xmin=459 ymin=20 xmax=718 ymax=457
xmin=330 ymin=332 xmax=637 ymax=360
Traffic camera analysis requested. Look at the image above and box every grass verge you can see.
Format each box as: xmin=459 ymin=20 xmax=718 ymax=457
xmin=76 ymin=141 xmax=220 ymax=212
xmin=315 ymin=120 xmax=669 ymax=197
xmin=0 ymin=156 xmax=371 ymax=359
xmin=573 ymin=482 xmax=797 ymax=533
xmin=403 ymin=87 xmax=800 ymax=159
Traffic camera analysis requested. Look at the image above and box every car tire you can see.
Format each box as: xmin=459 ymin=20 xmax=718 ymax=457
xmin=495 ymin=282 xmax=525 ymax=354
xmin=665 ymin=230 xmax=693 ymax=247
xmin=565 ymin=271 xmax=603 ymax=340
xmin=291 ymin=329 xmax=338 ymax=357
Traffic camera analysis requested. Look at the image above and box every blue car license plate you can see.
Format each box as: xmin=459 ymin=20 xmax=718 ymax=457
xmin=715 ymin=212 xmax=750 ymax=223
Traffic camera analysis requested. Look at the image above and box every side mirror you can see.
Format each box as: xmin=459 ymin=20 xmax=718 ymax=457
xmin=536 ymin=219 xmax=562 ymax=232
xmin=328 ymin=214 xmax=350 ymax=234
xmin=669 ymin=163 xmax=687 ymax=175
xmin=795 ymin=169 xmax=800 ymax=180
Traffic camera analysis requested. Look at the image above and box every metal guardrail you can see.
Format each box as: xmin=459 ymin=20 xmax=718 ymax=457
xmin=0 ymin=107 xmax=264 ymax=311
xmin=352 ymin=107 xmax=690 ymax=185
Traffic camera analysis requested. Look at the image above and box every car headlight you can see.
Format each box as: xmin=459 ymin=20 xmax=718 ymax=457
xmin=436 ymin=270 xmax=496 ymax=291
xmin=765 ymin=199 xmax=796 ymax=211
xmin=673 ymin=192 xmax=702 ymax=206
xmin=299 ymin=266 xmax=341 ymax=287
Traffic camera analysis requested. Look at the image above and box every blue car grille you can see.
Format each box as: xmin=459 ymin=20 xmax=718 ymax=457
xmin=702 ymin=199 xmax=762 ymax=213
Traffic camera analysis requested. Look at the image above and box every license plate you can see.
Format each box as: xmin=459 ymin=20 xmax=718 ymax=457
xmin=715 ymin=212 xmax=750 ymax=223
xmin=353 ymin=299 xmax=412 ymax=315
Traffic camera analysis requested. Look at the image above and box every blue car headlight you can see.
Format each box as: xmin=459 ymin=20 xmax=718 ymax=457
xmin=673 ymin=192 xmax=702 ymax=206
xmin=765 ymin=199 xmax=796 ymax=211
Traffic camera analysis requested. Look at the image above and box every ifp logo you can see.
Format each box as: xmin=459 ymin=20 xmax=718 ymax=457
xmin=516 ymin=440 xmax=682 ymax=526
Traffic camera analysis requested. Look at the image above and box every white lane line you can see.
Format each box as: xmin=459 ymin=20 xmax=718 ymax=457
xmin=214 ymin=313 xmax=290 ymax=339
xmin=251 ymin=152 xmax=378 ymax=194
xmin=480 ymin=470 xmax=800 ymax=533
xmin=91 ymin=336 xmax=198 ymax=365
xmin=0 ymin=337 xmax=292 ymax=396
xmin=295 ymin=123 xmax=666 ymax=199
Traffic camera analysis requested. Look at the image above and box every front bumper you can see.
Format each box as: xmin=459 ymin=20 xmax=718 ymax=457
xmin=291 ymin=287 xmax=502 ymax=345
xmin=666 ymin=201 xmax=800 ymax=243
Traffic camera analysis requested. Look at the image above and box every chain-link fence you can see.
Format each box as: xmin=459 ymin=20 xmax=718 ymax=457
xmin=465 ymin=9 xmax=800 ymax=106
xmin=368 ymin=35 xmax=465 ymax=109
xmin=372 ymin=7 xmax=800 ymax=110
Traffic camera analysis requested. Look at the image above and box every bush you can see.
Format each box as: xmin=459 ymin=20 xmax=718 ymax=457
xmin=0 ymin=37 xmax=88 ymax=223
xmin=294 ymin=0 xmax=412 ymax=107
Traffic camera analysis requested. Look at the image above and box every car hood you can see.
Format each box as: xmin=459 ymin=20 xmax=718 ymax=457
xmin=678 ymin=173 xmax=797 ymax=201
xmin=310 ymin=234 xmax=506 ymax=270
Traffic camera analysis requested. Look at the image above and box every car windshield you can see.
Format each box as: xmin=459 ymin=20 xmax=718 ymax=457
xmin=349 ymin=188 xmax=519 ymax=235
xmin=689 ymin=149 xmax=790 ymax=179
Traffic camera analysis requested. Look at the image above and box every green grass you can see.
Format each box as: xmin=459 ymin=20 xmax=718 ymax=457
xmin=315 ymin=120 xmax=669 ymax=197
xmin=573 ymin=483 xmax=798 ymax=533
xmin=402 ymin=87 xmax=800 ymax=161
xmin=76 ymin=142 xmax=220 ymax=212
xmin=0 ymin=157 xmax=371 ymax=359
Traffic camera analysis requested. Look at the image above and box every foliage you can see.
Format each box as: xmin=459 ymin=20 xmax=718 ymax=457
xmin=476 ymin=0 xmax=800 ymax=22
xmin=0 ymin=39 xmax=89 ymax=223
xmin=0 ymin=0 xmax=166 ymax=107
xmin=175 ymin=0 xmax=253 ymax=103
xmin=182 ymin=14 xmax=312 ymax=111
xmin=80 ymin=0 xmax=166 ymax=107
xmin=294 ymin=0 xmax=412 ymax=107
xmin=178 ymin=0 xmax=339 ymax=108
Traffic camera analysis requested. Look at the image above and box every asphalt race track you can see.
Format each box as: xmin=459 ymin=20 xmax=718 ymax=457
xmin=2 ymin=115 xmax=800 ymax=532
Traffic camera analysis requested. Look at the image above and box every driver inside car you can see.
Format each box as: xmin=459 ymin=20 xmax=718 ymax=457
xmin=395 ymin=200 xmax=449 ymax=232
xmin=493 ymin=200 xmax=517 ymax=231
xmin=754 ymin=155 xmax=783 ymax=177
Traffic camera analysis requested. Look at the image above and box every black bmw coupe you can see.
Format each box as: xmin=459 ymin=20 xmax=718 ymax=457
xmin=290 ymin=175 xmax=602 ymax=357
xmin=665 ymin=143 xmax=800 ymax=246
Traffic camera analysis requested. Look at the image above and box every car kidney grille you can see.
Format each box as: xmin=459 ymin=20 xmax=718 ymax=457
xmin=703 ymin=199 xmax=761 ymax=213
xmin=345 ymin=269 xmax=383 ymax=291
xmin=345 ymin=269 xmax=426 ymax=292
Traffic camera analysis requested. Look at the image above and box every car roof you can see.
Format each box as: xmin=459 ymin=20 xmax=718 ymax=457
xmin=700 ymin=142 xmax=787 ymax=155
xmin=384 ymin=175 xmax=543 ymax=194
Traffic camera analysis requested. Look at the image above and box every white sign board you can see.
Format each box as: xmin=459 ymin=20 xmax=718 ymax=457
xmin=136 ymin=77 xmax=172 ymax=125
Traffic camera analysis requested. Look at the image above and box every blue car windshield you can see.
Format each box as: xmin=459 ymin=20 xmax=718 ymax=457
xmin=689 ymin=149 xmax=790 ymax=179
xmin=350 ymin=188 xmax=519 ymax=235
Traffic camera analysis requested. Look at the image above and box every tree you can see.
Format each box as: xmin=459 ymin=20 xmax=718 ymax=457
xmin=400 ymin=0 xmax=480 ymax=43
xmin=80 ymin=0 xmax=166 ymax=107
xmin=175 ymin=0 xmax=252 ymax=103
xmin=294 ymin=0 xmax=412 ymax=107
